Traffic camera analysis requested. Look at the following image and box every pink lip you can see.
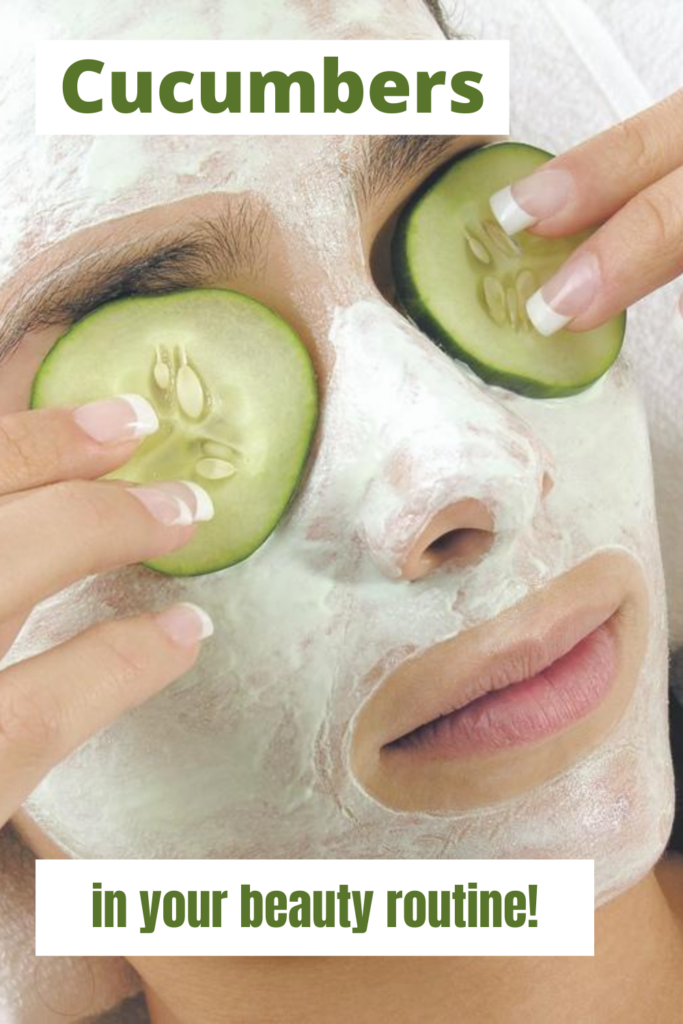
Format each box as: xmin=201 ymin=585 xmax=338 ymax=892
xmin=385 ymin=615 xmax=619 ymax=759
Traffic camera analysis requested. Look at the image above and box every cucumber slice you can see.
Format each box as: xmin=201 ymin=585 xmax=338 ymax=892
xmin=392 ymin=142 xmax=625 ymax=398
xmin=31 ymin=289 xmax=318 ymax=576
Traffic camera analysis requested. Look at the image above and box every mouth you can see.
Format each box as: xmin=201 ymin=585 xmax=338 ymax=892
xmin=351 ymin=552 xmax=648 ymax=811
xmin=383 ymin=610 xmax=619 ymax=760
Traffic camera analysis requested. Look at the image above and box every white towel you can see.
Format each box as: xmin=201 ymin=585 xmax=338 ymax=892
xmin=2 ymin=2 xmax=682 ymax=1020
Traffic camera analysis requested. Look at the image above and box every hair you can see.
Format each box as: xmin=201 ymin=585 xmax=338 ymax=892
xmin=421 ymin=0 xmax=457 ymax=38
xmin=668 ymin=654 xmax=683 ymax=853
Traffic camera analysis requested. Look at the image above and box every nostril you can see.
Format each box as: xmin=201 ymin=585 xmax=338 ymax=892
xmin=424 ymin=527 xmax=494 ymax=565
xmin=401 ymin=500 xmax=495 ymax=582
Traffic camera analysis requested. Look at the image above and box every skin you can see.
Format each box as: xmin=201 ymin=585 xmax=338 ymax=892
xmin=141 ymin=867 xmax=683 ymax=1024
xmin=14 ymin=816 xmax=683 ymax=1023
xmin=0 ymin=2 xmax=681 ymax=1021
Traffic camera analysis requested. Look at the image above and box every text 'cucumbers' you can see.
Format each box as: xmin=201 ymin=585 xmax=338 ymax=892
xmin=31 ymin=289 xmax=318 ymax=576
xmin=392 ymin=142 xmax=625 ymax=398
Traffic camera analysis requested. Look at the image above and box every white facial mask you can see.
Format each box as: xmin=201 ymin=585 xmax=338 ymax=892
xmin=0 ymin=0 xmax=673 ymax=911
xmin=5 ymin=297 xmax=672 ymax=906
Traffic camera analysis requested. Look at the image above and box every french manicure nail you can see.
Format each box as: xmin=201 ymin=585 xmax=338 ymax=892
xmin=490 ymin=168 xmax=575 ymax=236
xmin=128 ymin=481 xmax=214 ymax=526
xmin=175 ymin=481 xmax=214 ymax=522
xmin=73 ymin=393 xmax=159 ymax=444
xmin=156 ymin=602 xmax=214 ymax=646
xmin=526 ymin=250 xmax=602 ymax=337
xmin=128 ymin=485 xmax=194 ymax=526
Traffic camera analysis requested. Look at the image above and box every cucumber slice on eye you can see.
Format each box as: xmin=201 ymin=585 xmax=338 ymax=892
xmin=31 ymin=289 xmax=318 ymax=576
xmin=392 ymin=142 xmax=626 ymax=398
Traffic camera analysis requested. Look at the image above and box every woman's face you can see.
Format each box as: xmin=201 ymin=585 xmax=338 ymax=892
xmin=0 ymin=0 xmax=673 ymax=906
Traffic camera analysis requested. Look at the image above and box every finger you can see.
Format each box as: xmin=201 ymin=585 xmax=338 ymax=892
xmin=0 ymin=603 xmax=214 ymax=823
xmin=0 ymin=478 xmax=213 ymax=621
xmin=524 ymin=164 xmax=683 ymax=335
xmin=0 ymin=612 xmax=31 ymax=664
xmin=0 ymin=394 xmax=159 ymax=497
xmin=490 ymin=89 xmax=683 ymax=237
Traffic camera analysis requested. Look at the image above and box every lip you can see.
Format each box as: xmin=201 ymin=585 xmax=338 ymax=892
xmin=385 ymin=612 xmax=619 ymax=759
xmin=351 ymin=552 xmax=648 ymax=811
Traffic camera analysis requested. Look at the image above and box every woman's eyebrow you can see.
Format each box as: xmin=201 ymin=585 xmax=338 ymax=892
xmin=353 ymin=135 xmax=463 ymax=208
xmin=0 ymin=199 xmax=268 ymax=364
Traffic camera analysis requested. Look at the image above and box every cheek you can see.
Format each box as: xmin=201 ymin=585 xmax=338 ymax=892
xmin=506 ymin=366 xmax=658 ymax=560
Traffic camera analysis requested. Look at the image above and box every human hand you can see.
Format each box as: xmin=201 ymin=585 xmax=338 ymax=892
xmin=0 ymin=394 xmax=214 ymax=825
xmin=489 ymin=89 xmax=683 ymax=336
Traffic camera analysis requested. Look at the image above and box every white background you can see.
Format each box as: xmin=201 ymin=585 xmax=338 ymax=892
xmin=35 ymin=39 xmax=509 ymax=135
xmin=36 ymin=858 xmax=593 ymax=956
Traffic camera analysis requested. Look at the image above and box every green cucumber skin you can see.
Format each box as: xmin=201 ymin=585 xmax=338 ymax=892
xmin=31 ymin=288 xmax=319 ymax=577
xmin=391 ymin=142 xmax=626 ymax=400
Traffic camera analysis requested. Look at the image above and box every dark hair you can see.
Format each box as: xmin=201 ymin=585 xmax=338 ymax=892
xmin=421 ymin=0 xmax=455 ymax=38
xmin=668 ymin=668 xmax=683 ymax=852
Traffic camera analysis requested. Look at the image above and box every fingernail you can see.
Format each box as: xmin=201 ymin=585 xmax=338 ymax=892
xmin=128 ymin=482 xmax=214 ymax=526
xmin=490 ymin=168 xmax=574 ymax=236
xmin=156 ymin=602 xmax=214 ymax=646
xmin=176 ymin=481 xmax=214 ymax=522
xmin=526 ymin=250 xmax=602 ymax=337
xmin=73 ymin=394 xmax=159 ymax=444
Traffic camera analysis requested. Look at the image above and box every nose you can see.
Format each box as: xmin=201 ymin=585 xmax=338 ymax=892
xmin=319 ymin=301 xmax=555 ymax=582
xmin=362 ymin=432 xmax=553 ymax=581
xmin=400 ymin=472 xmax=554 ymax=581
xmin=350 ymin=321 xmax=554 ymax=581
